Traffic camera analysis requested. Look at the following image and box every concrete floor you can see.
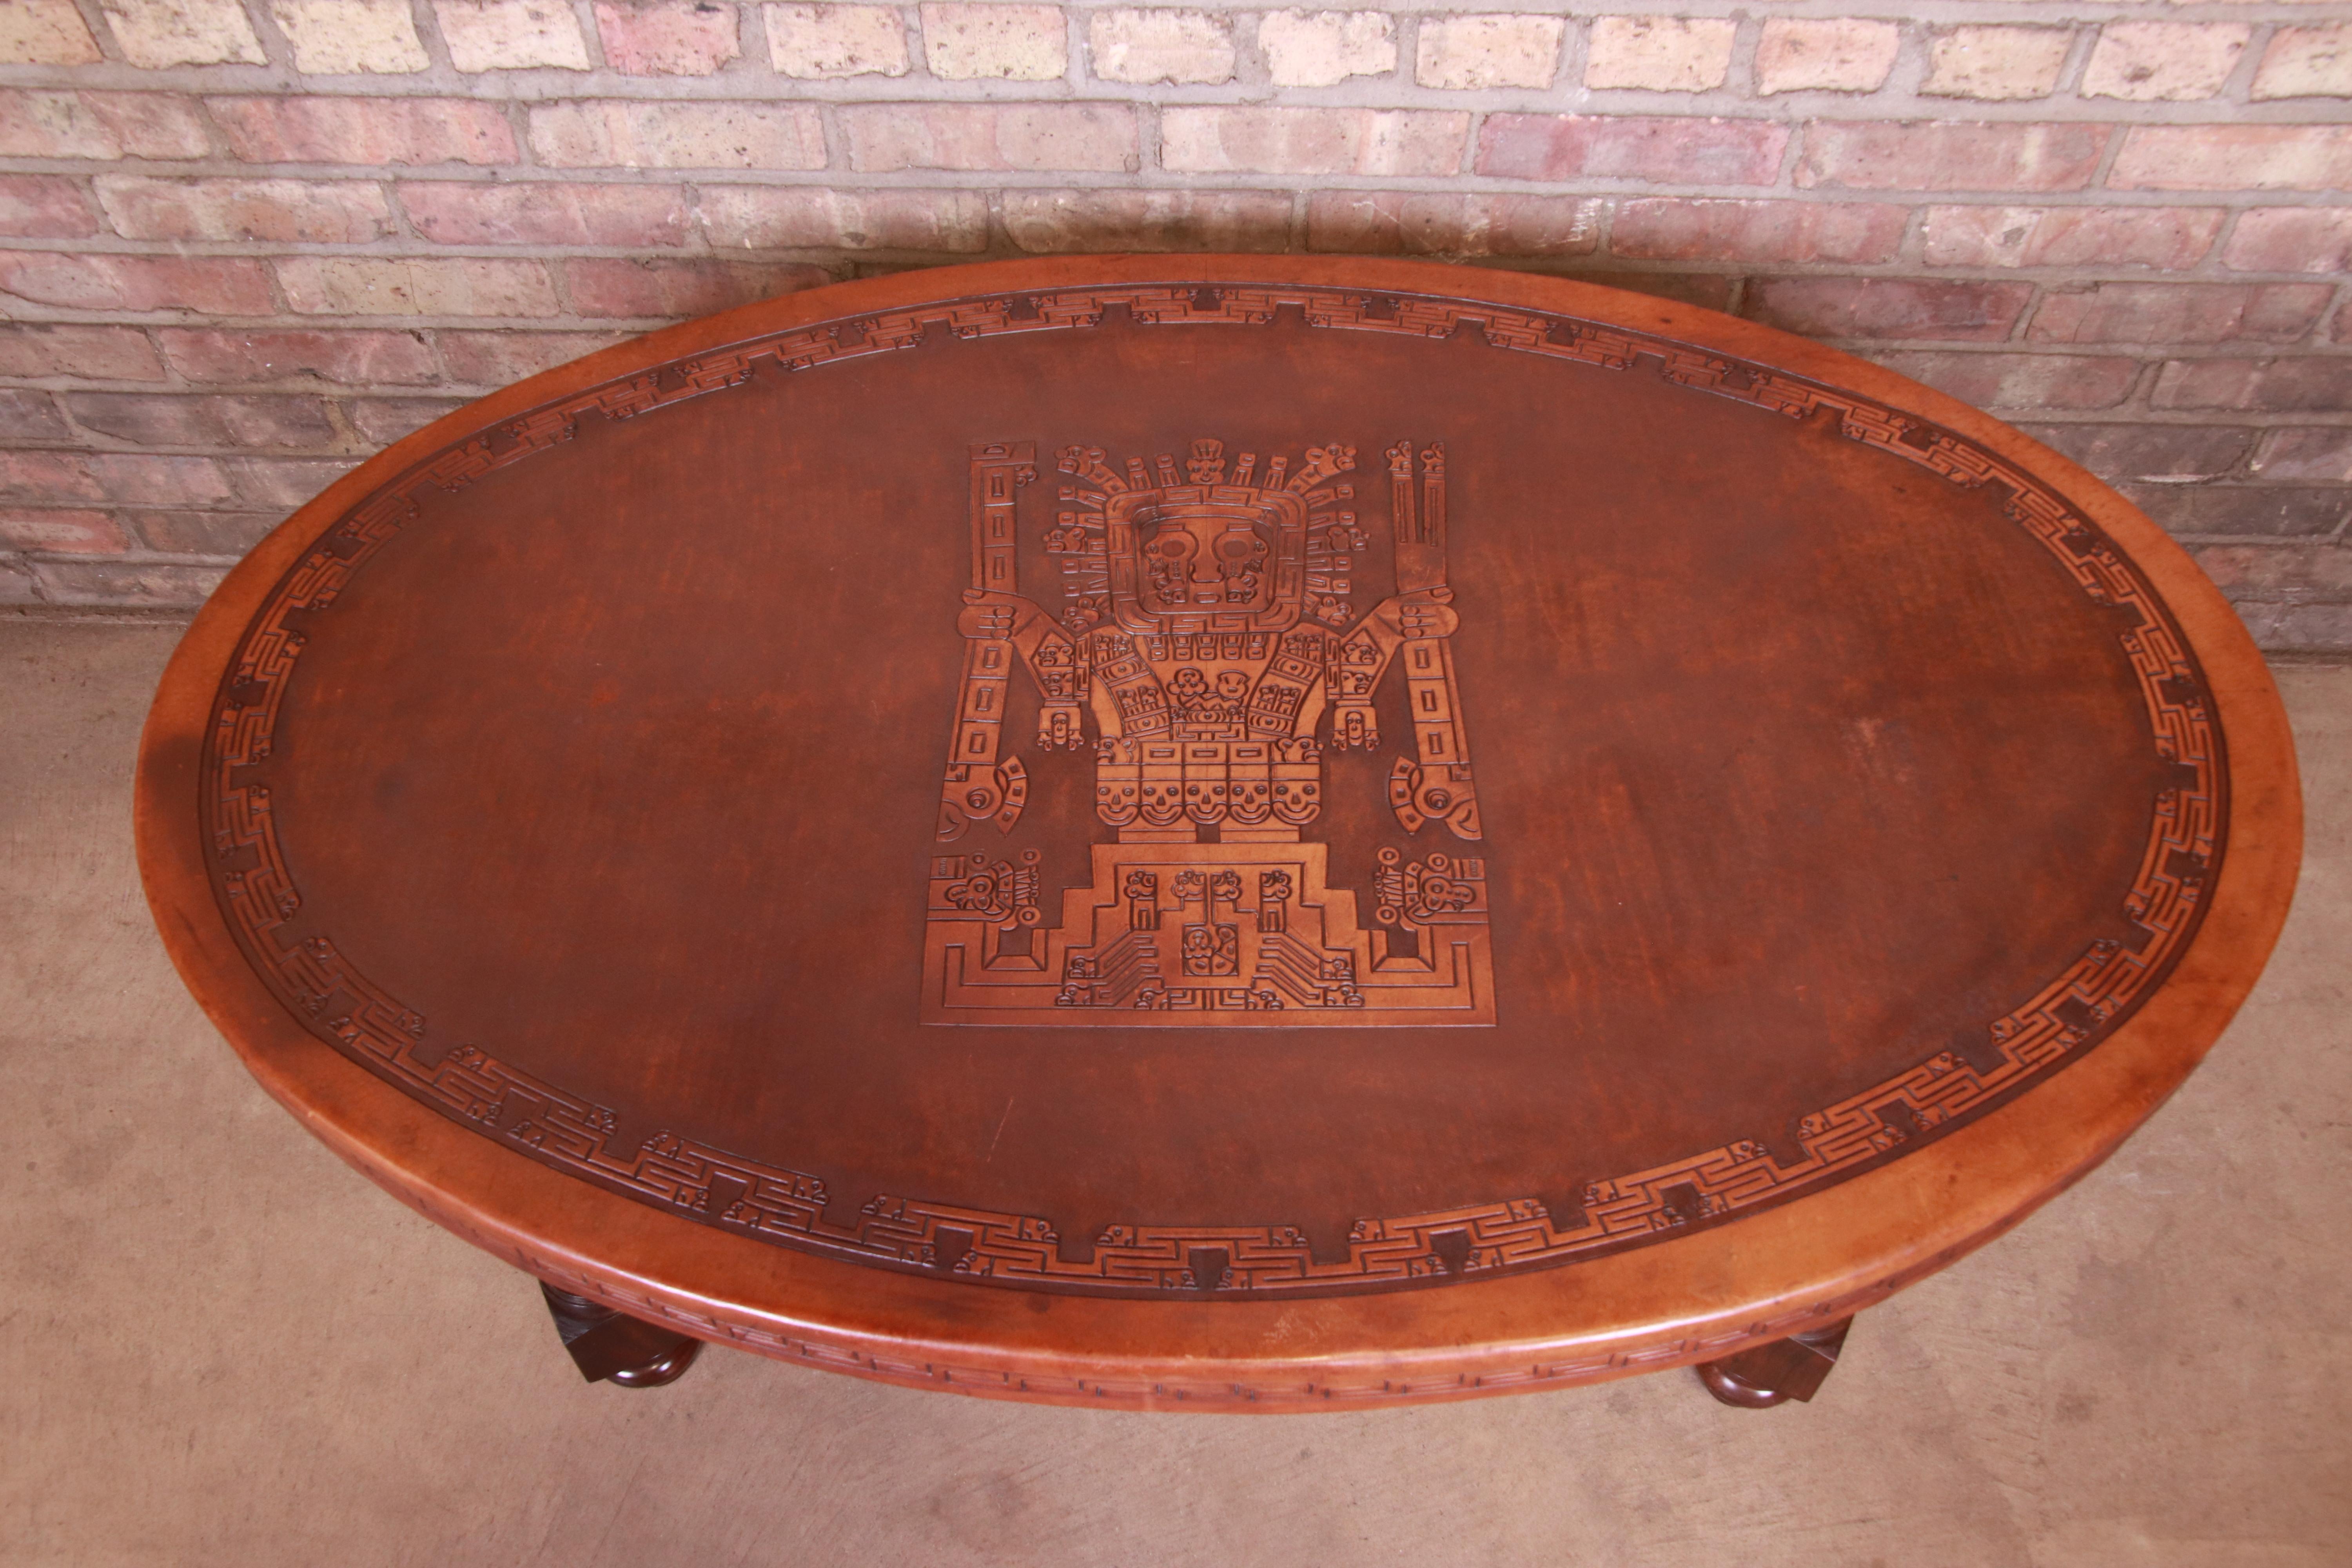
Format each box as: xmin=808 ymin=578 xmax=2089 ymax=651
xmin=2 ymin=617 xmax=2347 ymax=1568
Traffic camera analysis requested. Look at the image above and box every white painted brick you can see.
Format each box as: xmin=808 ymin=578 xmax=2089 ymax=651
xmin=2254 ymin=25 xmax=2352 ymax=100
xmin=920 ymin=4 xmax=1066 ymax=82
xmin=1585 ymin=17 xmax=1736 ymax=94
xmin=1922 ymin=27 xmax=2073 ymax=102
xmin=0 ymin=0 xmax=101 ymax=64
xmin=765 ymin=5 xmax=909 ymax=79
xmin=97 ymin=0 xmax=265 ymax=67
xmin=2083 ymin=23 xmax=2249 ymax=103
xmin=1753 ymin=18 xmax=1898 ymax=96
xmin=1416 ymin=14 xmax=1563 ymax=92
xmin=1090 ymin=9 xmax=1234 ymax=87
xmin=269 ymin=0 xmax=431 ymax=74
xmin=435 ymin=0 xmax=593 ymax=72
xmin=1256 ymin=11 xmax=1393 ymax=89
xmin=276 ymin=257 xmax=559 ymax=317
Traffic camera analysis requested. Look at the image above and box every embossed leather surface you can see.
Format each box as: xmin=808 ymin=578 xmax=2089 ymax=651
xmin=200 ymin=279 xmax=2221 ymax=1301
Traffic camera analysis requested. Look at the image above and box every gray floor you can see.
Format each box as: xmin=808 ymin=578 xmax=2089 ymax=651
xmin=3 ymin=617 xmax=2347 ymax=1568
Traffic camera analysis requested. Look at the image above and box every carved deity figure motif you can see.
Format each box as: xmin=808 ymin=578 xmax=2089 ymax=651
xmin=923 ymin=436 xmax=1496 ymax=1026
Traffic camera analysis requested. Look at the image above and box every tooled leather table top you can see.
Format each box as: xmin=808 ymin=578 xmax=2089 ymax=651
xmin=166 ymin=259 xmax=2270 ymax=1315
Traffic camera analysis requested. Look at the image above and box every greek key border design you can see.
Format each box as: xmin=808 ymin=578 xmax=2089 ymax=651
xmin=201 ymin=283 xmax=2225 ymax=1301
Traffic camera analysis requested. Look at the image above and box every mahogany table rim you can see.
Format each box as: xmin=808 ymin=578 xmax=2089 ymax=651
xmin=133 ymin=255 xmax=2304 ymax=1412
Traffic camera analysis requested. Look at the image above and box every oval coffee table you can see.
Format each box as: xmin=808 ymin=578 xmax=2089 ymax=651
xmin=136 ymin=258 xmax=2301 ymax=1410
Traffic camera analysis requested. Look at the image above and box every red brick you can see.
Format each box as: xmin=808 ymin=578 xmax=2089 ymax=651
xmin=1871 ymin=352 xmax=2142 ymax=410
xmin=2015 ymin=422 xmax=2253 ymax=482
xmin=1477 ymin=114 xmax=1786 ymax=186
xmin=225 ymin=457 xmax=359 ymax=508
xmin=594 ymin=0 xmax=742 ymax=74
xmin=0 ymin=389 xmax=68 ymax=441
xmin=93 ymin=177 xmax=395 ymax=244
xmin=129 ymin=509 xmax=281 ymax=554
xmin=1008 ymin=190 xmax=1292 ymax=254
xmin=0 ymin=255 xmax=274 ymax=316
xmin=0 ymin=451 xmax=238 ymax=507
xmin=29 ymin=559 xmax=227 ymax=606
xmin=208 ymin=96 xmax=518 ymax=166
xmin=2152 ymin=358 xmax=2352 ymax=412
xmin=563 ymin=258 xmax=830 ymax=318
xmin=0 ymin=558 xmax=34 ymax=604
xmin=2193 ymin=542 xmax=2352 ymax=595
xmin=435 ymin=330 xmax=634 ymax=386
xmin=2232 ymin=600 xmax=2352 ymax=653
xmin=1799 ymin=121 xmax=2110 ymax=193
xmin=64 ymin=393 xmax=338 ymax=450
xmin=0 ymin=325 xmax=164 ymax=381
xmin=2109 ymin=125 xmax=2352 ymax=192
xmin=695 ymin=187 xmax=988 ymax=252
xmin=0 ymin=450 xmax=99 ymax=504
xmin=2029 ymin=283 xmax=2332 ymax=346
xmin=85 ymin=454 xmax=235 ymax=506
xmin=1611 ymin=199 xmax=1906 ymax=264
xmin=529 ymin=101 xmax=825 ymax=170
xmin=1161 ymin=108 xmax=1465 ymax=177
xmin=0 ymin=174 xmax=97 ymax=238
xmin=2122 ymin=484 xmax=2347 ymax=539
xmin=1565 ymin=271 xmax=1738 ymax=312
xmin=1305 ymin=192 xmax=1601 ymax=258
xmin=0 ymin=508 xmax=127 ymax=552
xmin=160 ymin=328 xmax=439 ymax=386
xmin=1920 ymin=205 xmax=2223 ymax=270
xmin=2221 ymin=208 xmax=2352 ymax=274
xmin=840 ymin=104 xmax=1139 ymax=174
xmin=2251 ymin=428 xmax=2352 ymax=483
xmin=347 ymin=398 xmax=469 ymax=446
xmin=1748 ymin=278 xmax=2034 ymax=343
xmin=398 ymin=181 xmax=692 ymax=246
xmin=0 ymin=90 xmax=211 ymax=160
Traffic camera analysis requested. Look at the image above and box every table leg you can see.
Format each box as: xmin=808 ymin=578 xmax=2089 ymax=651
xmin=1693 ymin=1318 xmax=1853 ymax=1408
xmin=539 ymin=1281 xmax=705 ymax=1387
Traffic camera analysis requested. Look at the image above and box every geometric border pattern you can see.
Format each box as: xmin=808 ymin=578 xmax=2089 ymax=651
xmin=201 ymin=282 xmax=2225 ymax=1301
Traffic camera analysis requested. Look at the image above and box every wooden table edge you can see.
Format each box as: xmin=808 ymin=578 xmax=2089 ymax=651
xmin=132 ymin=256 xmax=2306 ymax=1412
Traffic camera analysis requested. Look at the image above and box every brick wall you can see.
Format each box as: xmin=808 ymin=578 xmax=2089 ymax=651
xmin=1 ymin=0 xmax=2347 ymax=652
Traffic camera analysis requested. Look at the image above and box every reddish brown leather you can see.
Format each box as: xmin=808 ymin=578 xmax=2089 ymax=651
xmin=138 ymin=258 xmax=2299 ymax=1405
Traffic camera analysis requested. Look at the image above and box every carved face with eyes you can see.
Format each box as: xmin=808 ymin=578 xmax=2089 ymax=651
xmin=1136 ymin=511 xmax=1272 ymax=614
xmin=1105 ymin=488 xmax=1306 ymax=633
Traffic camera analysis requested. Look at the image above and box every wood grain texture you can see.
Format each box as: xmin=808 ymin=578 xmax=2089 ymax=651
xmin=134 ymin=256 xmax=2302 ymax=1410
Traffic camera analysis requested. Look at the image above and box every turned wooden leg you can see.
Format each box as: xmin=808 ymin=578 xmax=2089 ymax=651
xmin=1694 ymin=1318 xmax=1853 ymax=1408
xmin=540 ymin=1281 xmax=704 ymax=1387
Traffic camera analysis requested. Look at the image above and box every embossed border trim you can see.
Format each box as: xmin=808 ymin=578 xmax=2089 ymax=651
xmin=200 ymin=283 xmax=2225 ymax=1301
